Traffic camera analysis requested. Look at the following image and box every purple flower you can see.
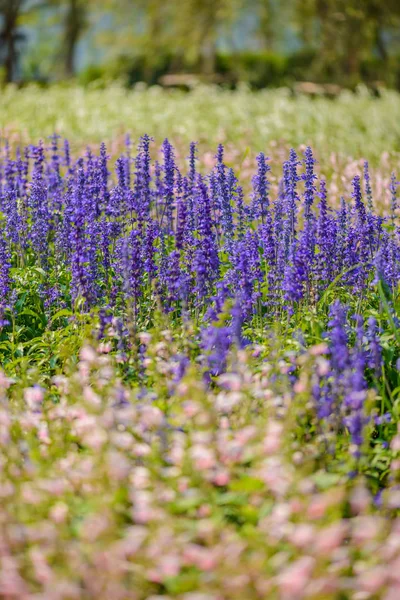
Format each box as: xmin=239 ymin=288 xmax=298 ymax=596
xmin=160 ymin=138 xmax=176 ymax=234
xmin=251 ymin=152 xmax=271 ymax=223
xmin=302 ymin=146 xmax=317 ymax=220
xmin=134 ymin=134 xmax=153 ymax=227
xmin=363 ymin=161 xmax=373 ymax=212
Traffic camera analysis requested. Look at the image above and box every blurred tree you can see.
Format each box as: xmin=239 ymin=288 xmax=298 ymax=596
xmin=170 ymin=0 xmax=241 ymax=74
xmin=46 ymin=0 xmax=89 ymax=77
xmin=293 ymin=0 xmax=317 ymax=46
xmin=364 ymin=0 xmax=400 ymax=62
xmin=4 ymin=0 xmax=400 ymax=86
xmin=0 ymin=0 xmax=23 ymax=82
xmin=60 ymin=0 xmax=87 ymax=77
xmin=293 ymin=0 xmax=400 ymax=84
xmin=257 ymin=0 xmax=276 ymax=51
xmin=88 ymin=0 xmax=171 ymax=81
xmin=131 ymin=0 xmax=173 ymax=77
xmin=0 ymin=0 xmax=42 ymax=82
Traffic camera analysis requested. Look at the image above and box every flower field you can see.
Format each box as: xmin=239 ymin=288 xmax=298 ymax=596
xmin=1 ymin=91 xmax=400 ymax=599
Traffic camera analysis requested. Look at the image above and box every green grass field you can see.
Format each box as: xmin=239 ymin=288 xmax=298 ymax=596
xmin=1 ymin=84 xmax=400 ymax=163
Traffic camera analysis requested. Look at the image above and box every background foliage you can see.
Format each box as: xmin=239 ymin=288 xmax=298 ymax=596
xmin=1 ymin=0 xmax=400 ymax=89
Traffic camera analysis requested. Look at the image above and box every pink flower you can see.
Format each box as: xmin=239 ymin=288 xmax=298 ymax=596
xmin=183 ymin=544 xmax=218 ymax=571
xmin=384 ymin=586 xmax=400 ymax=600
xmin=49 ymin=502 xmax=68 ymax=524
xmin=80 ymin=345 xmax=97 ymax=363
xmin=138 ymin=332 xmax=152 ymax=345
xmin=130 ymin=467 xmax=150 ymax=489
xmin=277 ymin=556 xmax=315 ymax=599
xmin=107 ymin=451 xmax=131 ymax=480
xmin=140 ymin=405 xmax=163 ymax=428
xmin=310 ymin=343 xmax=329 ymax=356
xmin=350 ymin=485 xmax=371 ymax=514
xmin=352 ymin=516 xmax=382 ymax=545
xmin=83 ymin=427 xmax=107 ymax=450
xmin=314 ymin=522 xmax=348 ymax=554
xmin=133 ymin=443 xmax=151 ymax=457
xmin=24 ymin=386 xmax=44 ymax=409
xmin=0 ymin=370 xmax=12 ymax=389
xmin=289 ymin=524 xmax=315 ymax=549
xmin=80 ymin=514 xmax=109 ymax=542
xmin=263 ymin=421 xmax=283 ymax=454
xmin=83 ymin=386 xmax=102 ymax=408
xmin=387 ymin=489 xmax=400 ymax=509
xmin=148 ymin=555 xmax=181 ymax=582
xmin=97 ymin=342 xmax=112 ymax=353
xmin=217 ymin=373 xmax=242 ymax=391
xmin=216 ymin=391 xmax=242 ymax=413
xmin=307 ymin=495 xmax=330 ymax=519
xmin=198 ymin=504 xmax=212 ymax=518
xmin=391 ymin=435 xmax=400 ymax=452
xmin=235 ymin=426 xmax=257 ymax=445
xmin=191 ymin=445 xmax=215 ymax=471
xmin=358 ymin=566 xmax=387 ymax=594
xmin=30 ymin=547 xmax=53 ymax=585
xmin=183 ymin=401 xmax=200 ymax=417
xmin=212 ymin=470 xmax=230 ymax=486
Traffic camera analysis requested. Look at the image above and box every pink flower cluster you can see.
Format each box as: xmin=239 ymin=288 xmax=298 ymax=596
xmin=0 ymin=334 xmax=398 ymax=600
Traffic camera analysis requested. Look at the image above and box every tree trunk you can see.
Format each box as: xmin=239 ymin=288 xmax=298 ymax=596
xmin=376 ymin=26 xmax=388 ymax=63
xmin=4 ymin=39 xmax=16 ymax=82
xmin=201 ymin=37 xmax=216 ymax=75
xmin=0 ymin=0 xmax=22 ymax=83
xmin=63 ymin=0 xmax=85 ymax=77
xmin=199 ymin=4 xmax=218 ymax=75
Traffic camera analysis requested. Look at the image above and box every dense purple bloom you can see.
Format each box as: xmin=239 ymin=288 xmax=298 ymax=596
xmin=251 ymin=152 xmax=271 ymax=223
xmin=29 ymin=144 xmax=51 ymax=267
xmin=302 ymin=146 xmax=317 ymax=219
xmin=70 ymin=164 xmax=98 ymax=306
xmin=201 ymin=323 xmax=232 ymax=377
xmin=282 ymin=241 xmax=304 ymax=311
xmin=176 ymin=175 xmax=188 ymax=251
xmin=316 ymin=179 xmax=337 ymax=287
xmin=188 ymin=141 xmax=197 ymax=186
xmin=0 ymin=137 xmax=398 ymax=448
xmin=134 ymin=134 xmax=152 ymax=227
xmin=161 ymin=249 xmax=189 ymax=309
xmin=122 ymin=228 xmax=143 ymax=310
xmin=192 ymin=177 xmax=219 ymax=301
xmin=0 ymin=225 xmax=11 ymax=306
xmin=160 ymin=138 xmax=176 ymax=233
xmin=285 ymin=148 xmax=301 ymax=229
xmin=63 ymin=139 xmax=71 ymax=171
xmin=363 ymin=161 xmax=373 ymax=212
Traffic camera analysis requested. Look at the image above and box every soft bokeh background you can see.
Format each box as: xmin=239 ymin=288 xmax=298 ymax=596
xmin=1 ymin=0 xmax=400 ymax=89
xmin=0 ymin=1 xmax=399 ymax=185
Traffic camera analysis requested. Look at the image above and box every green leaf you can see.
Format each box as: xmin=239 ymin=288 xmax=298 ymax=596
xmin=312 ymin=471 xmax=342 ymax=490
xmin=230 ymin=475 xmax=264 ymax=493
xmin=165 ymin=571 xmax=200 ymax=594
xmin=169 ymin=494 xmax=203 ymax=514
xmin=215 ymin=492 xmax=246 ymax=506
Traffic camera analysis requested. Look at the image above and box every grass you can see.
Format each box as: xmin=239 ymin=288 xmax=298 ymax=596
xmin=1 ymin=84 xmax=400 ymax=164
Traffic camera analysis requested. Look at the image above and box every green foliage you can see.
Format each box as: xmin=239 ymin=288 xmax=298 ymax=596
xmin=216 ymin=51 xmax=290 ymax=88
